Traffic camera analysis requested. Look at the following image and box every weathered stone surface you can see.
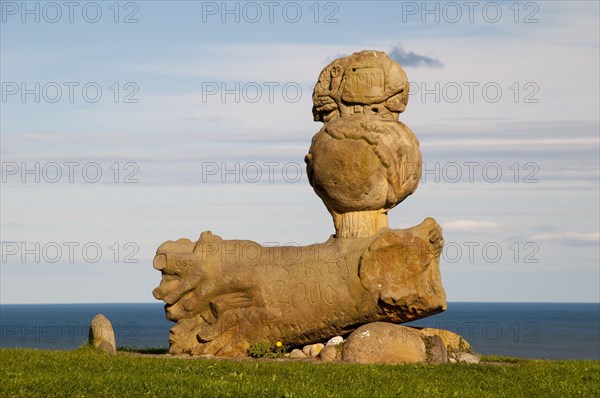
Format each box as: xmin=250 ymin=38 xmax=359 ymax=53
xmin=153 ymin=218 xmax=445 ymax=357
xmin=455 ymin=352 xmax=480 ymax=364
xmin=302 ymin=345 xmax=312 ymax=356
xmin=309 ymin=343 xmax=324 ymax=357
xmin=342 ymin=322 xmax=426 ymax=364
xmin=420 ymin=328 xmax=473 ymax=353
xmin=97 ymin=341 xmax=116 ymax=355
xmin=290 ymin=349 xmax=307 ymax=359
xmin=306 ymin=50 xmax=421 ymax=238
xmin=89 ymin=314 xmax=116 ymax=355
xmin=424 ymin=334 xmax=448 ymax=364
xmin=152 ymin=50 xmax=446 ymax=358
xmin=319 ymin=345 xmax=340 ymax=362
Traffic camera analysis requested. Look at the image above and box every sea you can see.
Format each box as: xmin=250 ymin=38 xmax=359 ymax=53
xmin=1 ymin=302 xmax=598 ymax=360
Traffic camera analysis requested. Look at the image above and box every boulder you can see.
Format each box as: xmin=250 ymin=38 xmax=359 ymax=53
xmin=302 ymin=343 xmax=324 ymax=357
xmin=310 ymin=343 xmax=325 ymax=357
xmin=420 ymin=328 xmax=473 ymax=353
xmin=424 ymin=334 xmax=447 ymax=364
xmin=97 ymin=341 xmax=116 ymax=355
xmin=302 ymin=345 xmax=311 ymax=356
xmin=319 ymin=345 xmax=339 ymax=362
xmin=89 ymin=314 xmax=116 ymax=355
xmin=290 ymin=349 xmax=307 ymax=359
xmin=342 ymin=322 xmax=426 ymax=364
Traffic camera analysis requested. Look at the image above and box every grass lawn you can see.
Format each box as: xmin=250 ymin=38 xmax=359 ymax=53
xmin=1 ymin=347 xmax=598 ymax=397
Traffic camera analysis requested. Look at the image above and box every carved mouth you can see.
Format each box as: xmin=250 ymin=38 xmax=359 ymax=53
xmin=165 ymin=303 xmax=177 ymax=320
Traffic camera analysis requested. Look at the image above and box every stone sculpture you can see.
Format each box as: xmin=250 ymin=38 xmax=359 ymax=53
xmin=153 ymin=50 xmax=447 ymax=357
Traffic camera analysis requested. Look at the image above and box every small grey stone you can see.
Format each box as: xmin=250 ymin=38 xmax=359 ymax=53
xmin=456 ymin=352 xmax=480 ymax=364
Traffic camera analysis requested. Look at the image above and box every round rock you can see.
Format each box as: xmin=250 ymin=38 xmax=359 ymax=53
xmin=319 ymin=345 xmax=339 ymax=362
xmin=290 ymin=349 xmax=308 ymax=359
xmin=309 ymin=343 xmax=324 ymax=357
xmin=342 ymin=322 xmax=426 ymax=364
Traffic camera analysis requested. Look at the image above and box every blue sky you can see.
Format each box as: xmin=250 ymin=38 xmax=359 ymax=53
xmin=1 ymin=1 xmax=598 ymax=303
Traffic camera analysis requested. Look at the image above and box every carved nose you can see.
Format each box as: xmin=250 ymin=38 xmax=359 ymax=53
xmin=153 ymin=254 xmax=167 ymax=270
xmin=152 ymin=287 xmax=163 ymax=300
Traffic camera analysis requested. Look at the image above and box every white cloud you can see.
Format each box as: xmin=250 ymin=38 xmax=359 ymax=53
xmin=530 ymin=231 xmax=600 ymax=247
xmin=425 ymin=137 xmax=599 ymax=148
xmin=443 ymin=220 xmax=502 ymax=234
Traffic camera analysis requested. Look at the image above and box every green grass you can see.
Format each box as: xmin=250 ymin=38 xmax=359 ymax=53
xmin=1 ymin=348 xmax=598 ymax=397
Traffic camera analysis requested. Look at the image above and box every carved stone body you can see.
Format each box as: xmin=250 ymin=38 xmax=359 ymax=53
xmin=153 ymin=218 xmax=445 ymax=356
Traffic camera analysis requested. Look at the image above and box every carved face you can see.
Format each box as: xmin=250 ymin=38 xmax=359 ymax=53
xmin=152 ymin=252 xmax=207 ymax=305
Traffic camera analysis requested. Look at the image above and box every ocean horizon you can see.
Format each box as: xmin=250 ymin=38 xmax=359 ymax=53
xmin=1 ymin=302 xmax=598 ymax=360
